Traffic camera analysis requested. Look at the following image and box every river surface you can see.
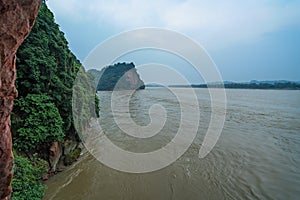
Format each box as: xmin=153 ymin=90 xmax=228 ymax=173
xmin=44 ymin=88 xmax=300 ymax=200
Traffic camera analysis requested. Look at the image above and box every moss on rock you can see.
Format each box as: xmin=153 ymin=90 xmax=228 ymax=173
xmin=63 ymin=148 xmax=81 ymax=166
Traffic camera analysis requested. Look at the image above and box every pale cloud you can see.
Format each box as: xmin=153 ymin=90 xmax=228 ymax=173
xmin=48 ymin=0 xmax=300 ymax=49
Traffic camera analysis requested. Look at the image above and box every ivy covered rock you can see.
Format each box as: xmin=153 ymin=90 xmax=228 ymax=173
xmin=15 ymin=3 xmax=81 ymax=136
xmin=10 ymin=3 xmax=99 ymax=198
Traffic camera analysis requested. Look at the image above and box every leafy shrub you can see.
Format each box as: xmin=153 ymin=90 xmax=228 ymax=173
xmin=12 ymin=94 xmax=64 ymax=153
xmin=11 ymin=154 xmax=48 ymax=200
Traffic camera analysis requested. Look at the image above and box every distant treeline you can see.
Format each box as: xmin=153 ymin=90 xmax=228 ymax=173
xmin=190 ymin=82 xmax=300 ymax=90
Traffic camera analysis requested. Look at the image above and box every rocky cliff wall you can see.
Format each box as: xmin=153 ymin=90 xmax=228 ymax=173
xmin=93 ymin=62 xmax=145 ymax=91
xmin=0 ymin=0 xmax=40 ymax=199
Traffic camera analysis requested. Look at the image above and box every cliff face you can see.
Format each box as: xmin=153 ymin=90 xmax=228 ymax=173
xmin=0 ymin=0 xmax=40 ymax=199
xmin=89 ymin=62 xmax=145 ymax=91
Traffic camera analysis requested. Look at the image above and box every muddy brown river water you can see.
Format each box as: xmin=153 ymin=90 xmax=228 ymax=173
xmin=44 ymin=88 xmax=300 ymax=200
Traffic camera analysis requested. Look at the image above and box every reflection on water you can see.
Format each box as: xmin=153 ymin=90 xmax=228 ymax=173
xmin=44 ymin=89 xmax=300 ymax=200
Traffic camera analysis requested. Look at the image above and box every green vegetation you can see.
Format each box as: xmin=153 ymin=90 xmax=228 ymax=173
xmin=11 ymin=3 xmax=99 ymax=198
xmin=15 ymin=3 xmax=81 ymax=135
xmin=64 ymin=147 xmax=81 ymax=166
xmin=90 ymin=62 xmax=145 ymax=91
xmin=191 ymin=81 xmax=300 ymax=90
xmin=12 ymin=94 xmax=64 ymax=154
xmin=72 ymin=67 xmax=99 ymax=135
xmin=11 ymin=154 xmax=48 ymax=200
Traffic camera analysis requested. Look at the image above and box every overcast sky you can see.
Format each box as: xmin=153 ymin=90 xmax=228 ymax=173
xmin=47 ymin=0 xmax=300 ymax=84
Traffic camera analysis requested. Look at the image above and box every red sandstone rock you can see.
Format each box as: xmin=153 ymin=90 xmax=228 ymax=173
xmin=125 ymin=70 xmax=138 ymax=86
xmin=0 ymin=0 xmax=40 ymax=199
xmin=49 ymin=141 xmax=62 ymax=172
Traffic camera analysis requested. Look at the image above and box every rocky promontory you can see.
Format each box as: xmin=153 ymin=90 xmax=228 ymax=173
xmin=89 ymin=62 xmax=145 ymax=91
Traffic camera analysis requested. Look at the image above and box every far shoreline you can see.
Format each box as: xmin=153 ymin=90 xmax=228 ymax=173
xmin=145 ymin=81 xmax=300 ymax=90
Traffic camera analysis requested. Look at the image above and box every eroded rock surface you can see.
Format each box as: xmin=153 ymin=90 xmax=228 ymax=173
xmin=49 ymin=142 xmax=62 ymax=172
xmin=0 ymin=0 xmax=40 ymax=199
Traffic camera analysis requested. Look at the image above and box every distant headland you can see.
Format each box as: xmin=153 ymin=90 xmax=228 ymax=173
xmin=88 ymin=62 xmax=145 ymax=91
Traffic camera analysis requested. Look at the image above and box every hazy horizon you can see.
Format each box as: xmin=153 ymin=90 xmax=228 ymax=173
xmin=47 ymin=1 xmax=300 ymax=84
